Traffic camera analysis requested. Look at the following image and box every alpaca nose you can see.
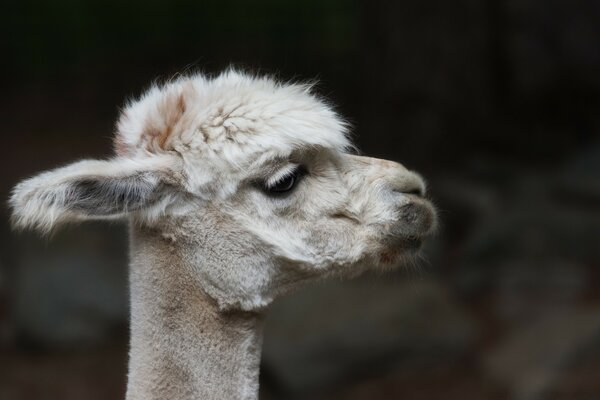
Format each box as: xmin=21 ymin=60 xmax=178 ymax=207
xmin=361 ymin=158 xmax=426 ymax=197
xmin=342 ymin=154 xmax=426 ymax=197
xmin=391 ymin=177 xmax=425 ymax=197
xmin=388 ymin=170 xmax=426 ymax=198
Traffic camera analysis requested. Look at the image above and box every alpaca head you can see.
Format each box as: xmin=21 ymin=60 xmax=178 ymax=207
xmin=10 ymin=71 xmax=437 ymax=311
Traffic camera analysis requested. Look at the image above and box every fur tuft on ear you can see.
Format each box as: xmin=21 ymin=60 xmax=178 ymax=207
xmin=10 ymin=156 xmax=177 ymax=233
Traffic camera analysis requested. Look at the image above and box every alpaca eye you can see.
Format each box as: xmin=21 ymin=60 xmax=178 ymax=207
xmin=269 ymin=175 xmax=296 ymax=192
xmin=263 ymin=166 xmax=303 ymax=194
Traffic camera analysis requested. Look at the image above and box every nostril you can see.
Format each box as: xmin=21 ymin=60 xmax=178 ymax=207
xmin=387 ymin=172 xmax=426 ymax=197
xmin=405 ymin=187 xmax=423 ymax=197
xmin=392 ymin=185 xmax=424 ymax=197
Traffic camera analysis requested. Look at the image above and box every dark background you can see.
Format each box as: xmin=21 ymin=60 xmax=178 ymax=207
xmin=1 ymin=1 xmax=600 ymax=399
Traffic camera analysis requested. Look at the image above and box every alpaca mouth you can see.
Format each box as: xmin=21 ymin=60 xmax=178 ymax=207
xmin=378 ymin=236 xmax=424 ymax=265
xmin=395 ymin=200 xmax=437 ymax=238
xmin=402 ymin=236 xmax=423 ymax=250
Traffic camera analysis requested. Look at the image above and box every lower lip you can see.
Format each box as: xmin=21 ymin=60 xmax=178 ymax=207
xmin=403 ymin=237 xmax=423 ymax=250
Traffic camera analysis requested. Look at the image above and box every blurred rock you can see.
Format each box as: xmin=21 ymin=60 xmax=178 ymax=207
xmin=555 ymin=143 xmax=600 ymax=204
xmin=494 ymin=259 xmax=587 ymax=324
xmin=448 ymin=150 xmax=600 ymax=311
xmin=262 ymin=276 xmax=475 ymax=394
xmin=12 ymin=223 xmax=129 ymax=347
xmin=487 ymin=308 xmax=600 ymax=400
xmin=0 ymin=343 xmax=127 ymax=400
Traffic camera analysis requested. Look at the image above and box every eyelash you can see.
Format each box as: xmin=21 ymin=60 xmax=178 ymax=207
xmin=262 ymin=166 xmax=305 ymax=194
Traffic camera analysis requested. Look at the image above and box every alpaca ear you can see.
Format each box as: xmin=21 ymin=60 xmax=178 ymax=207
xmin=10 ymin=156 xmax=176 ymax=233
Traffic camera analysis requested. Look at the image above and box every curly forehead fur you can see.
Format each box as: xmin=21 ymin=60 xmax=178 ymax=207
xmin=115 ymin=70 xmax=350 ymax=163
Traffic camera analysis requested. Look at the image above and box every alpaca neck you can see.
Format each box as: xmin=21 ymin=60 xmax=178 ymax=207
xmin=126 ymin=226 xmax=264 ymax=400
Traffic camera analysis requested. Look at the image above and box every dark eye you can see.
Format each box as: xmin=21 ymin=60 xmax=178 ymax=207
xmin=263 ymin=166 xmax=303 ymax=194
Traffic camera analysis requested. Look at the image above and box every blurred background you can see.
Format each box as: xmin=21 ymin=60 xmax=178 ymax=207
xmin=1 ymin=1 xmax=599 ymax=399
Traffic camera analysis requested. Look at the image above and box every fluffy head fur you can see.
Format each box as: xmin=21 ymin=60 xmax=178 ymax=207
xmin=10 ymin=70 xmax=437 ymax=310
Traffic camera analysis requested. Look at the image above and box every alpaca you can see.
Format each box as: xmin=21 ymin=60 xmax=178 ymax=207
xmin=10 ymin=70 xmax=437 ymax=400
